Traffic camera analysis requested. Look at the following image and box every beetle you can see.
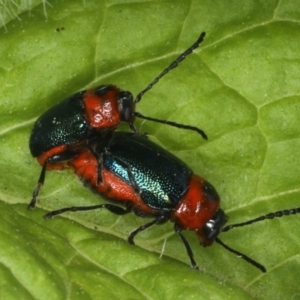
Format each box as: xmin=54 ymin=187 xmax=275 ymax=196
xmin=28 ymin=32 xmax=207 ymax=209
xmin=43 ymin=132 xmax=300 ymax=272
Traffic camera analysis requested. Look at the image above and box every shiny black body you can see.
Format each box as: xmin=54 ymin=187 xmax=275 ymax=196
xmin=103 ymin=132 xmax=193 ymax=210
xmin=29 ymin=86 xmax=132 ymax=157
xmin=29 ymin=91 xmax=88 ymax=157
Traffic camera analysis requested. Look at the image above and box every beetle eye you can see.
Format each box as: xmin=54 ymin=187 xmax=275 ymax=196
xmin=118 ymin=91 xmax=134 ymax=122
xmin=124 ymin=107 xmax=131 ymax=121
xmin=203 ymin=209 xmax=227 ymax=242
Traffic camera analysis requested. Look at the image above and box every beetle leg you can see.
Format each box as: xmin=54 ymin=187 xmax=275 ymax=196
xmin=86 ymin=132 xmax=115 ymax=185
xmin=129 ymin=122 xmax=138 ymax=133
xmin=29 ymin=152 xmax=78 ymax=210
xmin=128 ymin=214 xmax=169 ymax=245
xmin=86 ymin=145 xmax=104 ymax=185
xmin=103 ymin=204 xmax=131 ymax=215
xmin=43 ymin=203 xmax=130 ymax=219
xmin=174 ymin=223 xmax=199 ymax=270
xmin=124 ymin=163 xmax=140 ymax=195
xmin=28 ymin=161 xmax=47 ymax=210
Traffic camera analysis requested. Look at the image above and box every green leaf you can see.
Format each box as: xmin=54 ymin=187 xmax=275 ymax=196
xmin=1 ymin=0 xmax=300 ymax=299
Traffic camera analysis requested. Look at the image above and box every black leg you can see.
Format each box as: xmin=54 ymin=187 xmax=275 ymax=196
xmin=128 ymin=214 xmax=169 ymax=245
xmin=44 ymin=203 xmax=130 ymax=219
xmin=29 ymin=151 xmax=78 ymax=210
xmin=174 ymin=224 xmax=199 ymax=270
xmin=86 ymin=131 xmax=115 ymax=185
xmin=86 ymin=144 xmax=104 ymax=185
xmin=28 ymin=162 xmax=47 ymax=210
xmin=129 ymin=122 xmax=138 ymax=133
xmin=124 ymin=163 xmax=140 ymax=195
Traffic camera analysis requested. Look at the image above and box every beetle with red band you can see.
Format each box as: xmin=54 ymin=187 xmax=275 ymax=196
xmin=28 ymin=32 xmax=207 ymax=209
xmin=43 ymin=132 xmax=300 ymax=272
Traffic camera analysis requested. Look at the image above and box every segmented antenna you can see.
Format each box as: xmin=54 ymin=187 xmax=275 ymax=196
xmin=217 ymin=207 xmax=300 ymax=272
xmin=133 ymin=32 xmax=207 ymax=139
xmin=134 ymin=112 xmax=207 ymax=140
xmin=135 ymin=32 xmax=206 ymax=103
xmin=222 ymin=207 xmax=300 ymax=232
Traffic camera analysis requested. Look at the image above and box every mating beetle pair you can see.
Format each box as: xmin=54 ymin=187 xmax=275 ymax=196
xmin=28 ymin=32 xmax=300 ymax=272
xmin=28 ymin=32 xmax=207 ymax=209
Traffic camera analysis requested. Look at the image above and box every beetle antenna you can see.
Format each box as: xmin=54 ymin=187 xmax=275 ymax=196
xmin=215 ymin=238 xmax=266 ymax=273
xmin=222 ymin=207 xmax=300 ymax=233
xmin=134 ymin=112 xmax=207 ymax=139
xmin=135 ymin=32 xmax=206 ymax=103
xmin=133 ymin=32 xmax=207 ymax=139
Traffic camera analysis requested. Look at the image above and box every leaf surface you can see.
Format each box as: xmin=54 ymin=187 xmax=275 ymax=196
xmin=1 ymin=1 xmax=300 ymax=299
